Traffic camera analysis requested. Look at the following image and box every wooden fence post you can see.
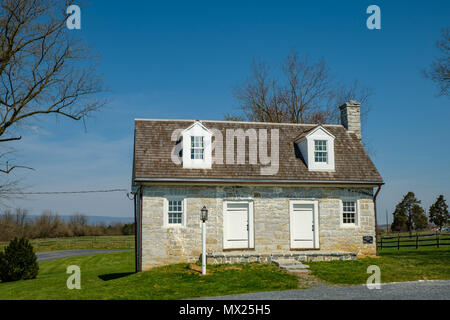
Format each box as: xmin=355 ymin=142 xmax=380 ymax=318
xmin=416 ymin=233 xmax=418 ymax=249
xmin=381 ymin=237 xmax=383 ymax=250
xmin=398 ymin=234 xmax=400 ymax=250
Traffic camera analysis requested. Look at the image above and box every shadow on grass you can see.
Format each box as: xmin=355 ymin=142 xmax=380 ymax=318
xmin=98 ymin=272 xmax=135 ymax=281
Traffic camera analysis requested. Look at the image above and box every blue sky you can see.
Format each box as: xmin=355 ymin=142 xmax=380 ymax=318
xmin=4 ymin=0 xmax=450 ymax=224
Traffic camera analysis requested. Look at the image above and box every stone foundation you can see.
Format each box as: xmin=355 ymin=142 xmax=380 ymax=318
xmin=207 ymin=251 xmax=357 ymax=264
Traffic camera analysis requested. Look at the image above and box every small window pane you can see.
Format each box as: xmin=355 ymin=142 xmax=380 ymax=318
xmin=315 ymin=140 xmax=327 ymax=151
xmin=314 ymin=140 xmax=328 ymax=163
xmin=190 ymin=136 xmax=204 ymax=160
xmin=168 ymin=200 xmax=183 ymax=225
xmin=342 ymin=201 xmax=356 ymax=224
xmin=315 ymin=151 xmax=328 ymax=163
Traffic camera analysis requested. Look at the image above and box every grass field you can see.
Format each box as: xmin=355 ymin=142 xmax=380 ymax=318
xmin=0 ymin=251 xmax=298 ymax=299
xmin=0 ymin=235 xmax=134 ymax=252
xmin=308 ymin=247 xmax=450 ymax=285
xmin=0 ymin=246 xmax=448 ymax=299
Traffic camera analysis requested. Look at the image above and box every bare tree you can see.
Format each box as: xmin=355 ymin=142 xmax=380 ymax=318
xmin=0 ymin=0 xmax=105 ymax=175
xmin=69 ymin=213 xmax=88 ymax=236
xmin=0 ymin=172 xmax=22 ymax=201
xmin=333 ymin=79 xmax=373 ymax=127
xmin=69 ymin=213 xmax=88 ymax=227
xmin=227 ymin=51 xmax=372 ymax=125
xmin=424 ymin=27 xmax=450 ymax=97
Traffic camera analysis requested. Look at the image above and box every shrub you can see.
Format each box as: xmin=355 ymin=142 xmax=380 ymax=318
xmin=0 ymin=238 xmax=39 ymax=282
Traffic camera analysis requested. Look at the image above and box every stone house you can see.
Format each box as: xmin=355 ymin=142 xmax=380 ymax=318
xmin=132 ymin=101 xmax=383 ymax=271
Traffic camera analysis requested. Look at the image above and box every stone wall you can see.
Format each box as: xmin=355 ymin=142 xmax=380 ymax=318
xmin=141 ymin=185 xmax=376 ymax=270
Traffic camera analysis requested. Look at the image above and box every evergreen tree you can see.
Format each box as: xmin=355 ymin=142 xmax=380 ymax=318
xmin=411 ymin=205 xmax=428 ymax=231
xmin=0 ymin=238 xmax=39 ymax=282
xmin=390 ymin=192 xmax=424 ymax=235
xmin=391 ymin=213 xmax=408 ymax=232
xmin=429 ymin=195 xmax=449 ymax=231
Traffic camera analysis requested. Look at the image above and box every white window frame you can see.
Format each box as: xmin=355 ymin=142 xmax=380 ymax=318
xmin=340 ymin=199 xmax=360 ymax=228
xmin=190 ymin=136 xmax=205 ymax=160
xmin=163 ymin=197 xmax=187 ymax=228
xmin=222 ymin=200 xmax=254 ymax=249
xmin=314 ymin=139 xmax=328 ymax=163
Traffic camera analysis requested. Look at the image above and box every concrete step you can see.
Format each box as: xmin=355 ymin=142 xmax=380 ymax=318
xmin=280 ymin=264 xmax=309 ymax=270
xmin=273 ymin=259 xmax=311 ymax=274
xmin=272 ymin=259 xmax=298 ymax=266
xmin=286 ymin=269 xmax=310 ymax=273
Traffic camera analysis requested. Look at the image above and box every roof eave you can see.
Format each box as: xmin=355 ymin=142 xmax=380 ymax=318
xmin=133 ymin=177 xmax=384 ymax=186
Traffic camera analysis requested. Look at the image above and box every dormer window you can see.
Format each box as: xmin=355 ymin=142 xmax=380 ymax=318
xmin=181 ymin=121 xmax=212 ymax=169
xmin=191 ymin=136 xmax=204 ymax=160
xmin=314 ymin=140 xmax=328 ymax=163
xmin=294 ymin=125 xmax=335 ymax=171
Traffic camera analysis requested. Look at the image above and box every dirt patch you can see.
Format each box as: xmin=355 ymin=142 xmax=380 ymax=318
xmin=286 ymin=269 xmax=348 ymax=289
xmin=188 ymin=263 xmax=244 ymax=275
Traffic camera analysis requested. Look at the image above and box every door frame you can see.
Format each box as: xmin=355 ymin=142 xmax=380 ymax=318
xmin=289 ymin=200 xmax=320 ymax=250
xmin=222 ymin=200 xmax=254 ymax=249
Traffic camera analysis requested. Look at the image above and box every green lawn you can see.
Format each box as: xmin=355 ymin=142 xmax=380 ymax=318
xmin=0 ymin=235 xmax=134 ymax=252
xmin=1 ymin=247 xmax=449 ymax=299
xmin=0 ymin=251 xmax=298 ymax=300
xmin=308 ymin=247 xmax=450 ymax=285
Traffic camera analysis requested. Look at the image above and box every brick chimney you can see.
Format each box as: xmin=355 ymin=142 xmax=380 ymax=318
xmin=339 ymin=100 xmax=361 ymax=140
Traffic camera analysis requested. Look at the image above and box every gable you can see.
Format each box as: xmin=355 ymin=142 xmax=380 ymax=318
xmin=182 ymin=121 xmax=212 ymax=136
xmin=293 ymin=125 xmax=335 ymax=142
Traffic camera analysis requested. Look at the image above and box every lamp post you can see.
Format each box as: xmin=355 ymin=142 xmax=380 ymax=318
xmin=201 ymin=206 xmax=208 ymax=275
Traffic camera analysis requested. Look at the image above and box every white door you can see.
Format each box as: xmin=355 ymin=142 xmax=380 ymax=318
xmin=223 ymin=202 xmax=253 ymax=249
xmin=290 ymin=201 xmax=317 ymax=249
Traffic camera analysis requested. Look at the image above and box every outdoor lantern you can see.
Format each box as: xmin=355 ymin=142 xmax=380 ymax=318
xmin=201 ymin=206 xmax=208 ymax=222
xmin=200 ymin=206 xmax=208 ymax=275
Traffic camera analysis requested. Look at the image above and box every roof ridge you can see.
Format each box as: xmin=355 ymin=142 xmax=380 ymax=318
xmin=134 ymin=118 xmax=343 ymax=127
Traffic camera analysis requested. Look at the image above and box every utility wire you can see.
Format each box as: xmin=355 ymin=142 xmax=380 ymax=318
xmin=0 ymin=189 xmax=129 ymax=195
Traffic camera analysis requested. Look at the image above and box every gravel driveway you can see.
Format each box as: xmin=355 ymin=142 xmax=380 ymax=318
xmin=204 ymin=280 xmax=450 ymax=300
xmin=36 ymin=249 xmax=132 ymax=262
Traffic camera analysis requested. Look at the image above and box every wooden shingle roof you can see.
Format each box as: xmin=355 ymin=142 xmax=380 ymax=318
xmin=133 ymin=119 xmax=383 ymax=184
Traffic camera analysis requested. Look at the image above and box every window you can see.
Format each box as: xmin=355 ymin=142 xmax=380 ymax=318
xmin=294 ymin=126 xmax=335 ymax=171
xmin=342 ymin=201 xmax=356 ymax=224
xmin=314 ymin=140 xmax=328 ymax=163
xmin=191 ymin=136 xmax=204 ymax=160
xmin=168 ymin=199 xmax=183 ymax=225
xmin=182 ymin=121 xmax=212 ymax=169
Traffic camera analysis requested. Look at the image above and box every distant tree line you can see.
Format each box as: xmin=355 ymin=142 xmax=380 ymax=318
xmin=0 ymin=209 xmax=135 ymax=242
xmin=391 ymin=193 xmax=449 ymax=234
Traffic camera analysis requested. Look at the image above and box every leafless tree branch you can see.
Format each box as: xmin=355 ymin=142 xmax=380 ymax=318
xmin=424 ymin=27 xmax=450 ymax=97
xmin=227 ymin=50 xmax=373 ymax=127
xmin=0 ymin=0 xmax=106 ymax=176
